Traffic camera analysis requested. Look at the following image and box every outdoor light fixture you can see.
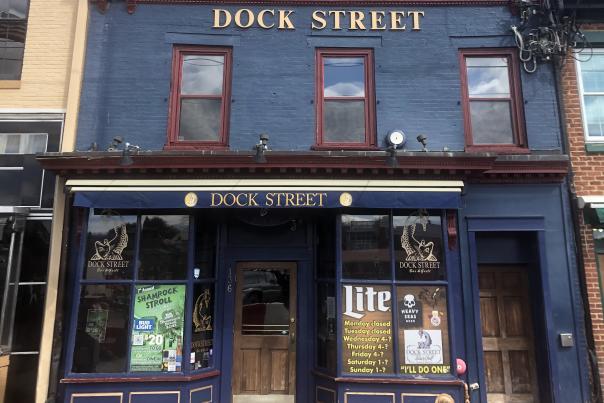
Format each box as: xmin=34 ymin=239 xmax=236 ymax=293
xmin=120 ymin=142 xmax=140 ymax=166
xmin=254 ymin=133 xmax=270 ymax=163
xmin=385 ymin=130 xmax=406 ymax=167
xmin=416 ymin=134 xmax=428 ymax=152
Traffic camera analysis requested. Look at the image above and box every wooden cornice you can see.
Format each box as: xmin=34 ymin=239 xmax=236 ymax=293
xmin=37 ymin=150 xmax=569 ymax=183
xmin=92 ymin=0 xmax=511 ymax=15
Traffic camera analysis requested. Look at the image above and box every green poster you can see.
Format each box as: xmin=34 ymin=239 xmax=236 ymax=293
xmin=130 ymin=284 xmax=186 ymax=372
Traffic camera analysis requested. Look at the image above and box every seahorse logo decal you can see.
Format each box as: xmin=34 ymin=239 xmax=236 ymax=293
xmin=90 ymin=224 xmax=129 ymax=261
xmin=401 ymin=222 xmax=437 ymax=262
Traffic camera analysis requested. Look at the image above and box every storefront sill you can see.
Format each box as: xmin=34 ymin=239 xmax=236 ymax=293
xmin=60 ymin=369 xmax=220 ymax=384
xmin=314 ymin=371 xmax=464 ymax=386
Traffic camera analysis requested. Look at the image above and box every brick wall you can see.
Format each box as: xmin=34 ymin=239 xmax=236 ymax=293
xmin=0 ymin=0 xmax=79 ymax=109
xmin=562 ymin=24 xmax=604 ymax=389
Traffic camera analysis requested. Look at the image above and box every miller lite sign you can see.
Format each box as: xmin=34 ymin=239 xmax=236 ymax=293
xmin=343 ymin=285 xmax=391 ymax=319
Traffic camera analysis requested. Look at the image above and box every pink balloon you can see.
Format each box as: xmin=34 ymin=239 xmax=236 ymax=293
xmin=456 ymin=358 xmax=467 ymax=375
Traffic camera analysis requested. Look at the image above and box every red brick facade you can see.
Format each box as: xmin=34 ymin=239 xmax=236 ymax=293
xmin=562 ymin=25 xmax=604 ymax=390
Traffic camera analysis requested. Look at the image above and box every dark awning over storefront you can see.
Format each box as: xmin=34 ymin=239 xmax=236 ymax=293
xmin=578 ymin=196 xmax=604 ymax=226
xmin=67 ymin=179 xmax=463 ymax=209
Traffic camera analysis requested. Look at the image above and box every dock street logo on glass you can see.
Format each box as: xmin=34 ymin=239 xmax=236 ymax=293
xmin=90 ymin=224 xmax=128 ymax=261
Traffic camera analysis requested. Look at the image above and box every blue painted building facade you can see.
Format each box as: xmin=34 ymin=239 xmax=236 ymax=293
xmin=39 ymin=1 xmax=593 ymax=402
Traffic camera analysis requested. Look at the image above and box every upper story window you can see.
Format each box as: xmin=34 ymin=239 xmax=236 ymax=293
xmin=168 ymin=46 xmax=231 ymax=149
xmin=577 ymin=50 xmax=604 ymax=142
xmin=460 ymin=49 xmax=527 ymax=152
xmin=316 ymin=49 xmax=376 ymax=149
xmin=0 ymin=0 xmax=29 ymax=80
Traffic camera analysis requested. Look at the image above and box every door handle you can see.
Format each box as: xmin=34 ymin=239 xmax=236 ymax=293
xmin=291 ymin=332 xmax=295 ymax=345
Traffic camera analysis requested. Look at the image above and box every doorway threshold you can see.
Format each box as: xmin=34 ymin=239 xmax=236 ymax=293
xmin=233 ymin=395 xmax=294 ymax=403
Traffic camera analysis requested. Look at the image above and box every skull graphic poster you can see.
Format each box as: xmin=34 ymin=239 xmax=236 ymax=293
xmin=394 ymin=215 xmax=445 ymax=281
xmin=130 ymin=284 xmax=185 ymax=372
xmin=397 ymin=286 xmax=451 ymax=375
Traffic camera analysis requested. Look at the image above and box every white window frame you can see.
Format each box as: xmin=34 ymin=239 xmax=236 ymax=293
xmin=576 ymin=48 xmax=604 ymax=143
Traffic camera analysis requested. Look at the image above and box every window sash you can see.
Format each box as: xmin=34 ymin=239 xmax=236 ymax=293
xmin=577 ymin=50 xmax=604 ymax=142
xmin=460 ymin=50 xmax=525 ymax=150
xmin=168 ymin=47 xmax=231 ymax=148
xmin=316 ymin=49 xmax=375 ymax=147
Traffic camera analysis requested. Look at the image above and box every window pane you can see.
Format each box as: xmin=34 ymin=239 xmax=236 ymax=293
xmin=394 ymin=214 xmax=445 ymax=281
xmin=194 ymin=220 xmax=216 ymax=280
xmin=11 ymin=284 xmax=45 ymax=352
xmin=4 ymin=353 xmax=37 ymax=403
xmin=580 ymin=54 xmax=604 ymax=93
xmin=0 ymin=20 xmax=26 ymax=80
xmin=584 ymin=95 xmax=604 ymax=137
xmin=0 ymin=0 xmax=30 ymax=17
xmin=323 ymin=100 xmax=365 ymax=143
xmin=470 ymin=100 xmax=514 ymax=144
xmin=191 ymin=283 xmax=214 ymax=370
xmin=324 ymin=57 xmax=365 ymax=97
xmin=466 ymin=58 xmax=510 ymax=98
xmin=341 ymin=215 xmax=390 ymax=280
xmin=397 ymin=286 xmax=450 ymax=375
xmin=341 ymin=284 xmax=394 ymax=374
xmin=20 ymin=219 xmax=50 ymax=282
xmin=84 ymin=214 xmax=137 ymax=280
xmin=316 ymin=282 xmax=336 ymax=372
xmin=139 ymin=215 xmax=189 ymax=280
xmin=316 ymin=216 xmax=336 ymax=279
xmin=181 ymin=54 xmax=224 ymax=96
xmin=130 ymin=284 xmax=186 ymax=372
xmin=241 ymin=268 xmax=290 ymax=336
xmin=179 ymin=98 xmax=221 ymax=142
xmin=72 ymin=285 xmax=130 ymax=373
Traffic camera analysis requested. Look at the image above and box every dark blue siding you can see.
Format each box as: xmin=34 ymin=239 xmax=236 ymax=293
xmin=76 ymin=4 xmax=561 ymax=152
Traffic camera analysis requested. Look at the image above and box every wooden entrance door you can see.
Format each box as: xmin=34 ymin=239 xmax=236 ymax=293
xmin=478 ymin=265 xmax=540 ymax=403
xmin=233 ymin=262 xmax=296 ymax=402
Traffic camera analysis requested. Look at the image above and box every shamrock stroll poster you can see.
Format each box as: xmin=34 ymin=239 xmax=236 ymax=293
xmin=130 ymin=284 xmax=185 ymax=372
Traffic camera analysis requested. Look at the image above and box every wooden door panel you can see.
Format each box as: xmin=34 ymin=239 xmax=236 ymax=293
xmin=270 ymin=349 xmax=289 ymax=392
xmin=479 ymin=265 xmax=540 ymax=403
xmin=242 ymin=349 xmax=261 ymax=392
xmin=484 ymin=351 xmax=505 ymax=393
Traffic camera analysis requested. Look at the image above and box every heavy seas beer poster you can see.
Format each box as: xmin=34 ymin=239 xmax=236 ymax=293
xmin=130 ymin=284 xmax=185 ymax=372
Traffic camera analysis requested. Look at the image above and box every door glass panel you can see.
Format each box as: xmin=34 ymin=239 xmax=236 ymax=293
xmin=241 ymin=268 xmax=290 ymax=336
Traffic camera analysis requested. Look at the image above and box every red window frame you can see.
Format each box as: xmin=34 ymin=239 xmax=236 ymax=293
xmin=167 ymin=46 xmax=232 ymax=149
xmin=315 ymin=48 xmax=377 ymax=149
xmin=459 ymin=48 xmax=528 ymax=153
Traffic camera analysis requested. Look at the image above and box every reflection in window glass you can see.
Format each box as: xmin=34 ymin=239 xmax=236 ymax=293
xmin=179 ymin=98 xmax=221 ymax=141
xmin=191 ymin=283 xmax=214 ymax=370
xmin=84 ymin=214 xmax=137 ymax=280
xmin=341 ymin=215 xmax=390 ymax=279
xmin=0 ymin=133 xmax=47 ymax=154
xmin=324 ymin=57 xmax=365 ymax=97
xmin=11 ymin=284 xmax=45 ymax=352
xmin=323 ymin=100 xmax=365 ymax=143
xmin=470 ymin=101 xmax=514 ymax=144
xmin=139 ymin=215 xmax=189 ymax=280
xmin=72 ymin=285 xmax=131 ymax=373
xmin=0 ymin=19 xmax=27 ymax=80
xmin=580 ymin=53 xmax=604 ymax=138
xmin=4 ymin=353 xmax=37 ymax=403
xmin=464 ymin=55 xmax=516 ymax=145
xmin=316 ymin=282 xmax=336 ymax=372
xmin=194 ymin=221 xmax=217 ymax=279
xmin=241 ymin=268 xmax=290 ymax=336
xmin=181 ymin=55 xmax=224 ymax=96
xmin=397 ymin=286 xmax=450 ymax=375
xmin=394 ymin=214 xmax=445 ymax=281
xmin=584 ymin=95 xmax=604 ymax=138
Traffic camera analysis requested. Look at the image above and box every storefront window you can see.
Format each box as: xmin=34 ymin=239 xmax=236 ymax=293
xmin=72 ymin=285 xmax=131 ymax=373
xmin=339 ymin=212 xmax=452 ymax=377
xmin=71 ymin=212 xmax=217 ymax=375
xmin=341 ymin=215 xmax=390 ymax=279
xmin=139 ymin=215 xmax=189 ymax=280
xmin=84 ymin=214 xmax=136 ymax=280
xmin=317 ymin=217 xmax=337 ymax=372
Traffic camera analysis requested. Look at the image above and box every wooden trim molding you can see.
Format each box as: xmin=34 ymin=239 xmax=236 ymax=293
xmin=37 ymin=151 xmax=569 ymax=183
xmin=61 ymin=369 xmax=220 ymax=384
